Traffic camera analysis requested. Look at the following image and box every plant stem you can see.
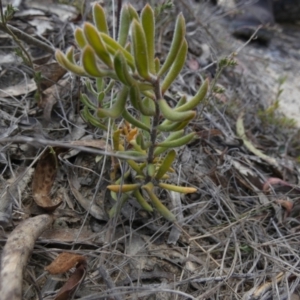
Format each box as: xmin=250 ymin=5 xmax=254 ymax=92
xmin=0 ymin=0 xmax=33 ymax=67
xmin=0 ymin=22 xmax=55 ymax=55
xmin=146 ymin=77 xmax=162 ymax=182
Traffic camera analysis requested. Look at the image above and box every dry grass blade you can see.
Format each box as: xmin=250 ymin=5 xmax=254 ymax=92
xmin=0 ymin=214 xmax=54 ymax=300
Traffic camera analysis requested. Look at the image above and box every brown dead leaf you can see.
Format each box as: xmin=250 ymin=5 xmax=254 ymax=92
xmin=35 ymin=62 xmax=67 ymax=89
xmin=45 ymin=252 xmax=86 ymax=274
xmin=45 ymin=252 xmax=87 ymax=300
xmin=32 ymin=147 xmax=65 ymax=211
xmin=55 ymin=264 xmax=86 ymax=300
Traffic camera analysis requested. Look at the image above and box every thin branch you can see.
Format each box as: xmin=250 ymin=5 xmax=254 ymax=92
xmin=0 ymin=23 xmax=55 ymax=55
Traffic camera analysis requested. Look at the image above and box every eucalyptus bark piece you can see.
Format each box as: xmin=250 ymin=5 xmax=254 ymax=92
xmin=0 ymin=214 xmax=54 ymax=300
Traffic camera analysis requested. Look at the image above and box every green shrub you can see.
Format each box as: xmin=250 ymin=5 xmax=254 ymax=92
xmin=55 ymin=3 xmax=208 ymax=221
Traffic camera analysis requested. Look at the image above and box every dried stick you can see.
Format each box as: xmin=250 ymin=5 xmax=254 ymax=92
xmin=0 ymin=214 xmax=54 ymax=300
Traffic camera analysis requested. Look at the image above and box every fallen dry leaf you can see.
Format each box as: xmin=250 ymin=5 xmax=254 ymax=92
xmin=45 ymin=252 xmax=86 ymax=274
xmin=0 ymin=78 xmax=36 ymax=98
xmin=0 ymin=214 xmax=54 ymax=300
xmin=35 ymin=62 xmax=67 ymax=89
xmin=45 ymin=252 xmax=87 ymax=300
xmin=55 ymin=264 xmax=86 ymax=300
xmin=32 ymin=147 xmax=65 ymax=211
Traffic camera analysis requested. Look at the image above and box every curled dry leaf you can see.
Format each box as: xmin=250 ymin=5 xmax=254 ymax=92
xmin=45 ymin=252 xmax=86 ymax=274
xmin=263 ymin=177 xmax=300 ymax=195
xmin=32 ymin=147 xmax=65 ymax=211
xmin=0 ymin=214 xmax=54 ymax=300
xmin=275 ymin=199 xmax=293 ymax=216
xmin=45 ymin=252 xmax=87 ymax=300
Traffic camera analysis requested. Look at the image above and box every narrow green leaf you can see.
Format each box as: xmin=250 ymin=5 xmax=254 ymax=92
xmin=161 ymin=39 xmax=187 ymax=94
xmin=155 ymin=150 xmax=176 ymax=179
xmin=100 ymin=32 xmax=135 ymax=70
xmin=118 ymin=4 xmax=131 ymax=47
xmin=176 ymin=79 xmax=209 ymax=112
xmin=122 ymin=108 xmax=151 ymax=132
xmin=133 ymin=189 xmax=153 ymax=212
xmin=81 ymin=45 xmax=106 ymax=77
xmin=80 ymin=93 xmax=97 ymax=110
xmin=131 ymin=20 xmax=151 ymax=80
xmin=93 ymin=3 xmax=109 ymax=34
xmin=158 ymin=98 xmax=196 ymax=122
xmin=157 ymin=119 xmax=190 ymax=132
xmin=114 ymin=51 xmax=136 ymax=86
xmin=158 ymin=13 xmax=185 ymax=77
xmin=74 ymin=28 xmax=86 ymax=49
xmin=128 ymin=3 xmax=139 ymax=20
xmin=96 ymin=78 xmax=104 ymax=92
xmin=159 ymin=182 xmax=197 ymax=194
xmin=66 ymin=47 xmax=75 ymax=63
xmin=82 ymin=106 xmax=108 ymax=130
xmin=55 ymin=50 xmax=87 ymax=76
xmin=141 ymin=4 xmax=155 ymax=74
xmin=142 ymin=182 xmax=176 ymax=221
xmin=83 ymin=23 xmax=113 ymax=68
xmin=139 ymin=97 xmax=156 ymax=116
xmin=97 ymin=86 xmax=129 ymax=118
xmin=129 ymin=85 xmax=141 ymax=110
xmin=157 ymin=132 xmax=196 ymax=148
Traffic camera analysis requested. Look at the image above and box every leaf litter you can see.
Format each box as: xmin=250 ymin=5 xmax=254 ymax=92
xmin=1 ymin=0 xmax=300 ymax=299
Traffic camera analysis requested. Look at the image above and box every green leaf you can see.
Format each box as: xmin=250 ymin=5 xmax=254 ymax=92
xmin=83 ymin=23 xmax=113 ymax=68
xmin=80 ymin=93 xmax=97 ymax=110
xmin=142 ymin=182 xmax=176 ymax=221
xmin=65 ymin=47 xmax=75 ymax=63
xmin=82 ymin=106 xmax=107 ymax=130
xmin=114 ymin=51 xmax=136 ymax=86
xmin=131 ymin=20 xmax=151 ymax=80
xmin=97 ymin=86 xmax=129 ymax=118
xmin=155 ymin=149 xmax=176 ymax=179
xmin=158 ymin=98 xmax=195 ymax=122
xmin=133 ymin=189 xmax=153 ymax=212
xmin=158 ymin=13 xmax=185 ymax=77
xmin=141 ymin=4 xmax=155 ymax=74
xmin=139 ymin=97 xmax=156 ymax=116
xmin=74 ymin=28 xmax=86 ymax=49
xmin=176 ymin=78 xmax=209 ymax=112
xmin=161 ymin=39 xmax=187 ymax=94
xmin=122 ymin=108 xmax=151 ymax=132
xmin=117 ymin=4 xmax=131 ymax=47
xmin=93 ymin=3 xmax=109 ymax=34
xmin=81 ymin=45 xmax=106 ymax=77
xmin=128 ymin=4 xmax=139 ymax=20
xmin=55 ymin=50 xmax=87 ymax=76
xmin=100 ymin=32 xmax=135 ymax=70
